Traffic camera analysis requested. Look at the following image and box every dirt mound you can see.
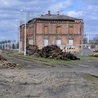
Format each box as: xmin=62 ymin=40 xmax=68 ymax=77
xmin=26 ymin=45 xmax=80 ymax=60
xmin=0 ymin=55 xmax=7 ymax=61
xmin=41 ymin=45 xmax=62 ymax=58
xmin=0 ymin=55 xmax=20 ymax=68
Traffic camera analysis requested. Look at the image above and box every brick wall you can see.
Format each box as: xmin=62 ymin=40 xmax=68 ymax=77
xmin=20 ymin=19 xmax=84 ymax=50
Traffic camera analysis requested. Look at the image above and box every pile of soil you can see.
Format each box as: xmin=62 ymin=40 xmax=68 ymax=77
xmin=26 ymin=45 xmax=80 ymax=60
xmin=0 ymin=55 xmax=20 ymax=68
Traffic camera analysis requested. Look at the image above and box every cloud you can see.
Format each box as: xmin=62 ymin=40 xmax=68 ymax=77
xmin=81 ymin=0 xmax=98 ymax=5
xmin=66 ymin=10 xmax=83 ymax=17
xmin=0 ymin=0 xmax=98 ymax=41
xmin=48 ymin=0 xmax=72 ymax=13
xmin=0 ymin=0 xmax=59 ymax=41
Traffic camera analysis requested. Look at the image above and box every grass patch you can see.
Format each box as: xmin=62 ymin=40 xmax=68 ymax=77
xmin=5 ymin=52 xmax=75 ymax=67
xmin=17 ymin=52 xmax=24 ymax=55
xmin=27 ymin=56 xmax=66 ymax=64
xmin=25 ymin=55 xmax=78 ymax=65
xmin=2 ymin=51 xmax=82 ymax=67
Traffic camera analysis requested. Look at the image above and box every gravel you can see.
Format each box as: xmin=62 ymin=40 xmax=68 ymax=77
xmin=0 ymin=69 xmax=98 ymax=98
xmin=76 ymin=47 xmax=94 ymax=56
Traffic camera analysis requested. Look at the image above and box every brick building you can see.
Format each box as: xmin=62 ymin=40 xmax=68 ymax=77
xmin=20 ymin=11 xmax=84 ymax=51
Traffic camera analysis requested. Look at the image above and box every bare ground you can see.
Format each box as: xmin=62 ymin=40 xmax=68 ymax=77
xmin=0 ymin=53 xmax=98 ymax=98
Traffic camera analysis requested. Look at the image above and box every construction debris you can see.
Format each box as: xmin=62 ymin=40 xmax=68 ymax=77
xmin=93 ymin=50 xmax=98 ymax=52
xmin=0 ymin=55 xmax=7 ymax=61
xmin=90 ymin=52 xmax=98 ymax=57
xmin=26 ymin=45 xmax=38 ymax=55
xmin=0 ymin=55 xmax=20 ymax=68
xmin=76 ymin=47 xmax=94 ymax=56
xmin=26 ymin=45 xmax=80 ymax=60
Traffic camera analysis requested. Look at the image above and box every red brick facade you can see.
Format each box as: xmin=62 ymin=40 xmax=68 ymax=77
xmin=20 ymin=11 xmax=84 ymax=51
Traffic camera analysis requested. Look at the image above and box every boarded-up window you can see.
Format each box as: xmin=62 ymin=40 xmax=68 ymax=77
xmin=69 ymin=26 xmax=73 ymax=34
xmin=56 ymin=26 xmax=61 ymax=34
xmin=69 ymin=40 xmax=73 ymax=45
xmin=56 ymin=39 xmax=61 ymax=45
xmin=44 ymin=26 xmax=49 ymax=34
xmin=44 ymin=39 xmax=48 ymax=46
xmin=29 ymin=39 xmax=33 ymax=45
xmin=20 ymin=41 xmax=22 ymax=49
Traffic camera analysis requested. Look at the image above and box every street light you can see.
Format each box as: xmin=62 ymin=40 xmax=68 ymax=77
xmin=20 ymin=10 xmax=27 ymax=56
xmin=24 ymin=16 xmax=26 ymax=56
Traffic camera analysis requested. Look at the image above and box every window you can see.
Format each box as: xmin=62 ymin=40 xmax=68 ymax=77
xmin=56 ymin=39 xmax=61 ymax=45
xmin=68 ymin=26 xmax=73 ymax=34
xmin=44 ymin=39 xmax=48 ymax=46
xmin=20 ymin=41 xmax=22 ymax=49
xmin=44 ymin=26 xmax=49 ymax=34
xmin=69 ymin=40 xmax=73 ymax=45
xmin=29 ymin=39 xmax=33 ymax=45
xmin=56 ymin=26 xmax=61 ymax=34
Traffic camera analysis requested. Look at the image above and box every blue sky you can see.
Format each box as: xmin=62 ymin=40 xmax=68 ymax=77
xmin=0 ymin=0 xmax=98 ymax=41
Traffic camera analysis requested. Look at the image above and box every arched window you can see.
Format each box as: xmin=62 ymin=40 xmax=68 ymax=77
xmin=68 ymin=26 xmax=73 ymax=34
xmin=44 ymin=26 xmax=49 ymax=34
xmin=56 ymin=26 xmax=61 ymax=34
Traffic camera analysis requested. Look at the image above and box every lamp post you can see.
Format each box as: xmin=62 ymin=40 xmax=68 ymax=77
xmin=20 ymin=9 xmax=27 ymax=56
xmin=19 ymin=24 xmax=21 ymax=53
xmin=24 ymin=15 xmax=26 ymax=56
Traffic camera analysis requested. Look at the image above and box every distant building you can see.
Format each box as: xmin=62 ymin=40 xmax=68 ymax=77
xmin=20 ymin=10 xmax=84 ymax=51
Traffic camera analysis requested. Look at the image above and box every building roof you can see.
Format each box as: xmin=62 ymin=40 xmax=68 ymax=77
xmin=28 ymin=11 xmax=83 ymax=23
xmin=35 ymin=14 xmax=82 ymax=21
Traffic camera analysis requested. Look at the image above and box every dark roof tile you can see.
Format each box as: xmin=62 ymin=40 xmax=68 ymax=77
xmin=35 ymin=14 xmax=82 ymax=20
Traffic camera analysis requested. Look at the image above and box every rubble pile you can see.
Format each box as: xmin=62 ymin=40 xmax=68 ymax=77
xmin=91 ymin=52 xmax=98 ymax=57
xmin=0 ymin=55 xmax=7 ymax=61
xmin=26 ymin=45 xmax=80 ymax=60
xmin=76 ymin=47 xmax=94 ymax=56
xmin=90 ymin=49 xmax=98 ymax=57
xmin=93 ymin=50 xmax=98 ymax=52
xmin=26 ymin=45 xmax=38 ymax=55
xmin=0 ymin=55 xmax=19 ymax=68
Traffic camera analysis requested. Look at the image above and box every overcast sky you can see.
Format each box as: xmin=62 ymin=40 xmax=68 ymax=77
xmin=0 ymin=0 xmax=98 ymax=41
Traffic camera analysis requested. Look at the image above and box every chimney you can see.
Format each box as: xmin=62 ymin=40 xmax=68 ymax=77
xmin=48 ymin=10 xmax=51 ymax=15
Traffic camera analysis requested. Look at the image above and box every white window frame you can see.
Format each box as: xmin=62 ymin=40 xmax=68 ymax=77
xmin=20 ymin=41 xmax=22 ymax=49
xmin=56 ymin=39 xmax=61 ymax=46
xmin=29 ymin=39 xmax=33 ymax=45
xmin=69 ymin=40 xmax=73 ymax=45
xmin=43 ymin=39 xmax=49 ymax=46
